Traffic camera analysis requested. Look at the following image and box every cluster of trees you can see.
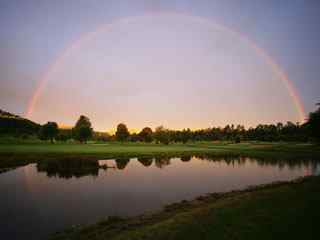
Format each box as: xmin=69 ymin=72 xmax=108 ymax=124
xmin=39 ymin=115 xmax=93 ymax=143
xmin=111 ymin=122 xmax=309 ymax=144
xmin=27 ymin=118 xmax=316 ymax=144
xmin=39 ymin=122 xmax=58 ymax=143
xmin=37 ymin=103 xmax=320 ymax=144
xmin=111 ymin=103 xmax=320 ymax=143
xmin=2 ymin=102 xmax=320 ymax=143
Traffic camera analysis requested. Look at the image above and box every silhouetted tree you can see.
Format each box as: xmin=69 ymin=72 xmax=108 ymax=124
xmin=73 ymin=115 xmax=93 ymax=143
xmin=306 ymin=103 xmax=320 ymax=142
xmin=139 ymin=127 xmax=153 ymax=142
xmin=154 ymin=126 xmax=170 ymax=144
xmin=56 ymin=128 xmax=72 ymax=142
xmin=181 ymin=128 xmax=191 ymax=144
xmin=39 ymin=122 xmax=58 ymax=143
xmin=79 ymin=127 xmax=92 ymax=143
xmin=115 ymin=123 xmax=129 ymax=142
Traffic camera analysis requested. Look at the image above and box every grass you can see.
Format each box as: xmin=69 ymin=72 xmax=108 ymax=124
xmin=50 ymin=175 xmax=320 ymax=240
xmin=1 ymin=141 xmax=320 ymax=161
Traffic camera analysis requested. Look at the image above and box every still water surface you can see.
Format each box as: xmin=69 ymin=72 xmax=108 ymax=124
xmin=1 ymin=155 xmax=319 ymax=239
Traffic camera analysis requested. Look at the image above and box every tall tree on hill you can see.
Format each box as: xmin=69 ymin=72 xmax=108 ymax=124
xmin=39 ymin=122 xmax=58 ymax=143
xmin=73 ymin=115 xmax=93 ymax=143
xmin=115 ymin=123 xmax=129 ymax=142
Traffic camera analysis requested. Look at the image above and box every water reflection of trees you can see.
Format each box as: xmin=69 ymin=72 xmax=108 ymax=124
xmin=193 ymin=153 xmax=319 ymax=174
xmin=155 ymin=156 xmax=171 ymax=168
xmin=0 ymin=159 xmax=29 ymax=175
xmin=36 ymin=159 xmax=100 ymax=178
xmin=115 ymin=158 xmax=130 ymax=170
xmin=180 ymin=156 xmax=192 ymax=162
xmin=137 ymin=157 xmax=153 ymax=167
xmin=35 ymin=155 xmax=320 ymax=178
xmin=194 ymin=154 xmax=246 ymax=166
xmin=134 ymin=154 xmax=319 ymax=173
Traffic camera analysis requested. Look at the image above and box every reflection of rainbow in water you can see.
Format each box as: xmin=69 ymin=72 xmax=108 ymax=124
xmin=25 ymin=12 xmax=306 ymax=123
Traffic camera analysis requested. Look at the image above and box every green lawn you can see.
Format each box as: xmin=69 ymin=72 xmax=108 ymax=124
xmin=1 ymin=141 xmax=319 ymax=160
xmin=51 ymin=175 xmax=320 ymax=240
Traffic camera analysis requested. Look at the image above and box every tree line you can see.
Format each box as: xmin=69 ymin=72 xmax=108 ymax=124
xmin=36 ymin=103 xmax=320 ymax=143
xmin=1 ymin=103 xmax=319 ymax=143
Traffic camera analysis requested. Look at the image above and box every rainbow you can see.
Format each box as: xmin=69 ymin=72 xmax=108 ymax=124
xmin=25 ymin=11 xmax=306 ymax=123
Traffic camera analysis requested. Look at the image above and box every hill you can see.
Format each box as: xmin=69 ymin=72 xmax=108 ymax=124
xmin=0 ymin=109 xmax=40 ymax=136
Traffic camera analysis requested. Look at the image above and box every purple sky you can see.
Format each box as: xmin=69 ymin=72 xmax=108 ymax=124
xmin=0 ymin=0 xmax=319 ymax=131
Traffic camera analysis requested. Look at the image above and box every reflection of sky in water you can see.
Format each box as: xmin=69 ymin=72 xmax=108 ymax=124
xmin=314 ymin=165 xmax=320 ymax=175
xmin=0 ymin=156 xmax=319 ymax=240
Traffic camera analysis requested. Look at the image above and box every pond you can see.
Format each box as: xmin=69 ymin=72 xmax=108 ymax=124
xmin=1 ymin=155 xmax=319 ymax=240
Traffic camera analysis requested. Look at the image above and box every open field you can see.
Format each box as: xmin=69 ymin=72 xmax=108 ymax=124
xmin=51 ymin=175 xmax=320 ymax=240
xmin=1 ymin=141 xmax=320 ymax=161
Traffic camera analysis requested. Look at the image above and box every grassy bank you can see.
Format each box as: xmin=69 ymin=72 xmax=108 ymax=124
xmin=51 ymin=175 xmax=320 ymax=240
xmin=1 ymin=141 xmax=320 ymax=160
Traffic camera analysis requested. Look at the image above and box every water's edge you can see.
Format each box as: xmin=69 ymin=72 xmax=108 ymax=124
xmin=50 ymin=174 xmax=316 ymax=240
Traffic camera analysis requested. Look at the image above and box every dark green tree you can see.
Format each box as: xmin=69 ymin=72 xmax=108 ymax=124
xmin=307 ymin=103 xmax=320 ymax=142
xmin=39 ymin=122 xmax=58 ymax=143
xmin=56 ymin=128 xmax=72 ymax=142
xmin=115 ymin=123 xmax=129 ymax=142
xmin=73 ymin=115 xmax=93 ymax=143
xmin=139 ymin=127 xmax=153 ymax=142
xmin=181 ymin=128 xmax=191 ymax=144
xmin=154 ymin=126 xmax=170 ymax=144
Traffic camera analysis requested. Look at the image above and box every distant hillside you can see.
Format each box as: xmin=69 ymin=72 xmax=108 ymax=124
xmin=0 ymin=109 xmax=40 ymax=136
xmin=0 ymin=109 xmax=20 ymax=118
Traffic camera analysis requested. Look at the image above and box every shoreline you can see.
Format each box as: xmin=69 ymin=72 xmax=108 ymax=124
xmin=50 ymin=175 xmax=320 ymax=240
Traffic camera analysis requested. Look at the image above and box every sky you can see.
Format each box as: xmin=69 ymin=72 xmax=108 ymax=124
xmin=0 ymin=0 xmax=319 ymax=131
